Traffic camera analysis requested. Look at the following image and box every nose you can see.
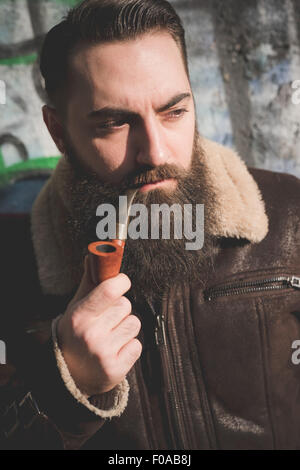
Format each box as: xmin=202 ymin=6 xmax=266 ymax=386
xmin=135 ymin=116 xmax=170 ymax=167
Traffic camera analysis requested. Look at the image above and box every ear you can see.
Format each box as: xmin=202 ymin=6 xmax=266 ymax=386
xmin=42 ymin=105 xmax=66 ymax=155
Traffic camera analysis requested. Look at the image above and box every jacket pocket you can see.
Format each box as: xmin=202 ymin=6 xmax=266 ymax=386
xmin=198 ymin=269 xmax=300 ymax=448
xmin=204 ymin=273 xmax=300 ymax=302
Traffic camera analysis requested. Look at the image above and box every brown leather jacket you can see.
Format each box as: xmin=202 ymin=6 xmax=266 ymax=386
xmin=1 ymin=138 xmax=300 ymax=450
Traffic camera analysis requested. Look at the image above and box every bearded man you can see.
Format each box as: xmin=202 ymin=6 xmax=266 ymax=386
xmin=1 ymin=0 xmax=300 ymax=450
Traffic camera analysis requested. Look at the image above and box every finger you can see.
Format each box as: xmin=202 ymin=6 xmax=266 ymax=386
xmin=117 ymin=338 xmax=143 ymax=370
xmin=73 ymin=255 xmax=97 ymax=303
xmin=109 ymin=314 xmax=141 ymax=353
xmin=79 ymin=273 xmax=131 ymax=317
xmin=96 ymin=296 xmax=132 ymax=331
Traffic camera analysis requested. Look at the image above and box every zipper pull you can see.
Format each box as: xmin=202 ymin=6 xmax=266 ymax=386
xmin=290 ymin=276 xmax=300 ymax=289
xmin=155 ymin=314 xmax=167 ymax=346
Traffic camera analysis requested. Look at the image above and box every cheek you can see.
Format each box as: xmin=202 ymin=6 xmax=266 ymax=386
xmin=169 ymin=119 xmax=195 ymax=168
xmin=91 ymin=135 xmax=134 ymax=179
xmin=67 ymin=116 xmax=133 ymax=181
xmin=89 ymin=141 xmax=118 ymax=173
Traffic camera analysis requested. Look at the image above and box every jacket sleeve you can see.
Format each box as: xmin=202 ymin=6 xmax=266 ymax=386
xmin=0 ymin=214 xmax=130 ymax=449
xmin=0 ymin=318 xmax=129 ymax=450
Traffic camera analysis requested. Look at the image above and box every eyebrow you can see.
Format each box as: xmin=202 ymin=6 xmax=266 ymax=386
xmin=87 ymin=92 xmax=191 ymax=120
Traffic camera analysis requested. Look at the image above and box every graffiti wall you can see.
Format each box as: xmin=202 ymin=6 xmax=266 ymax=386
xmin=0 ymin=0 xmax=299 ymax=189
xmin=0 ymin=0 xmax=78 ymax=185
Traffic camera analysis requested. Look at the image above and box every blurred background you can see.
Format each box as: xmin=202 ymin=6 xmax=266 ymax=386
xmin=0 ymin=0 xmax=299 ymax=213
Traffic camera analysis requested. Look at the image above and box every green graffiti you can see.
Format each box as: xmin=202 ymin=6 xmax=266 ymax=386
xmin=0 ymin=148 xmax=5 ymax=172
xmin=0 ymin=156 xmax=61 ymax=185
xmin=0 ymin=53 xmax=38 ymax=66
xmin=53 ymin=0 xmax=81 ymax=5
xmin=0 ymin=0 xmax=82 ymax=187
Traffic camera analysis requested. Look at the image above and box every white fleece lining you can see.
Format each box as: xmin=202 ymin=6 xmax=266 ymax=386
xmin=51 ymin=315 xmax=130 ymax=419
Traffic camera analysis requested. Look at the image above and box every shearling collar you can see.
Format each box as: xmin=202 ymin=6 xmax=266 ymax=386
xmin=31 ymin=136 xmax=269 ymax=296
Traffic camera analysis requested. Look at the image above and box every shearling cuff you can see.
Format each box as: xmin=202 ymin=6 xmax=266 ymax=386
xmin=51 ymin=315 xmax=129 ymax=419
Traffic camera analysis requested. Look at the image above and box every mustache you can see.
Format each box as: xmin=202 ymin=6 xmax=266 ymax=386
xmin=118 ymin=163 xmax=187 ymax=191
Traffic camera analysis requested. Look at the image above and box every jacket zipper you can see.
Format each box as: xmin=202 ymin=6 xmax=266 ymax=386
xmin=142 ymin=297 xmax=190 ymax=450
xmin=205 ymin=275 xmax=300 ymax=301
xmin=154 ymin=313 xmax=191 ymax=449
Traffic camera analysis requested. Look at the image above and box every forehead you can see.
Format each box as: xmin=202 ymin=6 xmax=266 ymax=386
xmin=67 ymin=32 xmax=190 ymax=116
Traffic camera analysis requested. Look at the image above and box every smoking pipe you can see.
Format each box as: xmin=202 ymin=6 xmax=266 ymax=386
xmin=88 ymin=189 xmax=138 ymax=284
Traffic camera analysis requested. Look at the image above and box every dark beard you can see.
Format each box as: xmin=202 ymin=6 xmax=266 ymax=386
xmin=63 ymin=129 xmax=219 ymax=303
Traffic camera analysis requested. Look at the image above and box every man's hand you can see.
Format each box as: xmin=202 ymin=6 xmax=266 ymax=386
xmin=56 ymin=257 xmax=142 ymax=396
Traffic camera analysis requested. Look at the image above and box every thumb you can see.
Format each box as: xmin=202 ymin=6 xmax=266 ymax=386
xmin=72 ymin=255 xmax=97 ymax=304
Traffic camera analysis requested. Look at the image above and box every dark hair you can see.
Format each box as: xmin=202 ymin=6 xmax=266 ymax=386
xmin=40 ymin=0 xmax=189 ymax=109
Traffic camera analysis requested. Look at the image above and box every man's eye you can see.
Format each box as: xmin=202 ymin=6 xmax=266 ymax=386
xmin=167 ymin=108 xmax=188 ymax=119
xmin=97 ymin=120 xmax=126 ymax=130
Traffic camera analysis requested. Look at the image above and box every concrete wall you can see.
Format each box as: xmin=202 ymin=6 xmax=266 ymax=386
xmin=0 ymin=0 xmax=299 ymax=189
xmin=181 ymin=0 xmax=300 ymax=174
